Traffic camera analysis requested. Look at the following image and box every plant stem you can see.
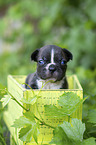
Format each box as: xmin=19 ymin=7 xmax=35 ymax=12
xmin=6 ymin=89 xmax=29 ymax=112
xmin=6 ymin=89 xmax=55 ymax=129
xmin=34 ymin=115 xmax=55 ymax=129
xmin=12 ymin=97 xmax=29 ymax=112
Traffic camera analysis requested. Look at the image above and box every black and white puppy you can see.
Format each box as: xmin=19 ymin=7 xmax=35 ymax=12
xmin=25 ymin=45 xmax=73 ymax=89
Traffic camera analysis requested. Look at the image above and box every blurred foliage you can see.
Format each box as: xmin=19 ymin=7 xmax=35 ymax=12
xmin=0 ymin=0 xmax=96 ymax=144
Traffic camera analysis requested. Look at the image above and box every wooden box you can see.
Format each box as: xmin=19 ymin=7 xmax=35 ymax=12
xmin=4 ymin=75 xmax=83 ymax=145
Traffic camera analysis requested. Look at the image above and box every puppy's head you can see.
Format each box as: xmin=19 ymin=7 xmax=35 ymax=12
xmin=31 ymin=45 xmax=73 ymax=81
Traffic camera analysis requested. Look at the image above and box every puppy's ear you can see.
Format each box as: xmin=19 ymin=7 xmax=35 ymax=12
xmin=63 ymin=48 xmax=73 ymax=62
xmin=31 ymin=49 xmax=40 ymax=62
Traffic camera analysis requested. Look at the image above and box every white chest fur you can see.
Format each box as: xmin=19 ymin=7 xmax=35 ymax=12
xmin=37 ymin=78 xmax=65 ymax=89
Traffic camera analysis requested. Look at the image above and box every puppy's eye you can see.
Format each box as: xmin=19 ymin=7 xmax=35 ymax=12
xmin=61 ymin=59 xmax=66 ymax=65
xmin=38 ymin=60 xmax=44 ymax=65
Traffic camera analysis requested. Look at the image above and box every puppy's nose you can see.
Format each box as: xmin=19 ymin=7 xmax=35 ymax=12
xmin=49 ymin=64 xmax=56 ymax=72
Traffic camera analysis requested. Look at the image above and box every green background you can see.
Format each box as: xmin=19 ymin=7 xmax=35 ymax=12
xmin=0 ymin=0 xmax=96 ymax=144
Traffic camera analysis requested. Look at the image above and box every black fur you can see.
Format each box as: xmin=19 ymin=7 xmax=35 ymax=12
xmin=25 ymin=73 xmax=38 ymax=89
xmin=25 ymin=45 xmax=73 ymax=89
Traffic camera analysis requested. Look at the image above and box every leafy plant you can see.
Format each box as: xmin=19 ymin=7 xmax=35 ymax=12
xmin=12 ymin=112 xmax=39 ymax=143
xmin=44 ymin=92 xmax=86 ymax=119
xmin=1 ymin=88 xmax=95 ymax=145
xmin=50 ymin=119 xmax=85 ymax=145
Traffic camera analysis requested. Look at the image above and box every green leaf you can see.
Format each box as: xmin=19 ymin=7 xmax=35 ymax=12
xmin=12 ymin=111 xmax=39 ymax=143
xmin=21 ymin=95 xmax=41 ymax=105
xmin=12 ymin=112 xmax=36 ymax=128
xmin=12 ymin=116 xmax=32 ymax=128
xmin=44 ymin=92 xmax=85 ymax=118
xmin=21 ymin=96 xmax=37 ymax=105
xmin=58 ymin=92 xmax=81 ymax=106
xmin=50 ymin=127 xmax=70 ymax=145
xmin=82 ymin=137 xmax=96 ymax=145
xmin=32 ymin=123 xmax=39 ymax=144
xmin=59 ymin=118 xmax=85 ymax=142
xmin=19 ymin=125 xmax=32 ymax=142
xmin=19 ymin=123 xmax=39 ymax=143
xmin=0 ymin=95 xmax=11 ymax=107
xmin=58 ymin=92 xmax=85 ymax=115
xmin=88 ymin=109 xmax=96 ymax=124
xmin=44 ymin=104 xmax=68 ymax=118
xmin=50 ymin=126 xmax=81 ymax=145
xmin=23 ymin=111 xmax=35 ymax=122
xmin=51 ymin=122 xmax=95 ymax=145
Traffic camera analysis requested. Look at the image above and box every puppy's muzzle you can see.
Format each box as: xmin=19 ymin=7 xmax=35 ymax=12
xmin=49 ymin=64 xmax=56 ymax=73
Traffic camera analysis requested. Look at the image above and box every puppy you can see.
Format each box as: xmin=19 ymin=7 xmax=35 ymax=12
xmin=25 ymin=45 xmax=73 ymax=89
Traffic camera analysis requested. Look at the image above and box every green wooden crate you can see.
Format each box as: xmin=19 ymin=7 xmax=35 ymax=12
xmin=4 ymin=75 xmax=83 ymax=145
